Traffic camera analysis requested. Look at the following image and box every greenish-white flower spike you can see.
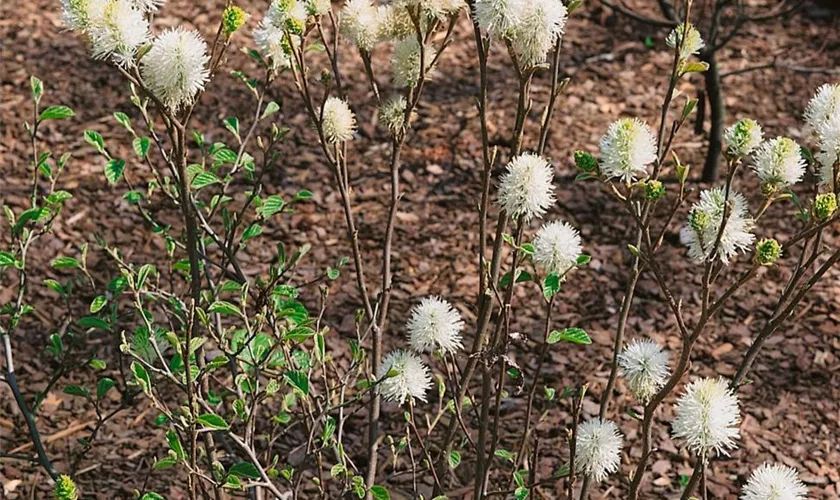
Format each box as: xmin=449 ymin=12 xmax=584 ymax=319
xmin=618 ymin=339 xmax=670 ymax=403
xmin=680 ymin=187 xmax=755 ymax=265
xmin=62 ymin=0 xmax=107 ymax=32
xmin=341 ymin=0 xmax=381 ymax=51
xmin=392 ymin=37 xmax=436 ymax=88
xmin=54 ymin=475 xmax=79 ymax=500
xmin=88 ymin=0 xmax=150 ymax=67
xmin=140 ymin=28 xmax=210 ymax=110
xmin=222 ymin=5 xmax=249 ymax=36
xmin=380 ymin=96 xmax=409 ymax=135
xmin=532 ymin=220 xmax=582 ymax=277
xmin=740 ymin=463 xmax=807 ymax=500
xmin=599 ymin=118 xmax=657 ymax=182
xmin=473 ymin=0 xmax=522 ymax=37
xmin=666 ymin=23 xmax=705 ymax=60
xmin=574 ymin=419 xmax=623 ymax=482
xmin=672 ymin=377 xmax=740 ymax=458
xmin=321 ymin=97 xmax=356 ymax=143
xmin=377 ymin=4 xmax=415 ymax=41
xmin=751 ymin=137 xmax=806 ymax=190
xmin=306 ymin=0 xmax=331 ymax=16
xmin=497 ymin=153 xmax=556 ymax=221
xmin=755 ymin=238 xmax=782 ymax=266
xmin=804 ymin=83 xmax=840 ymax=131
xmin=724 ymin=118 xmax=763 ymax=158
xmin=406 ymin=296 xmax=464 ymax=354
xmin=814 ymin=193 xmax=837 ymax=220
xmin=378 ymin=350 xmax=432 ymax=404
xmin=508 ymin=0 xmax=568 ymax=68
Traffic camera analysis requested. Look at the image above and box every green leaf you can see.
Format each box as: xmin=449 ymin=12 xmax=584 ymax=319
xmin=166 ymin=429 xmax=185 ymax=460
xmin=51 ymin=256 xmax=80 ymax=269
xmin=285 ymin=371 xmax=309 ymax=396
xmin=542 ymin=273 xmax=561 ymax=300
xmin=43 ymin=279 xmax=66 ymax=296
xmin=576 ymin=254 xmax=591 ymax=265
xmin=229 ymin=461 xmax=261 ymax=479
xmin=241 ymin=223 xmax=262 ymax=241
xmin=0 ymin=251 xmax=17 ymax=268
xmin=520 ymin=243 xmax=535 ymax=255
xmin=113 ymin=112 xmax=134 ymax=133
xmin=682 ymin=61 xmax=709 ymax=74
xmin=208 ymin=301 xmax=241 ymax=316
xmin=30 ymin=76 xmax=43 ymax=105
xmin=370 ymin=486 xmax=390 ymax=500
xmin=547 ymin=327 xmax=591 ymax=345
xmin=133 ymin=136 xmax=150 ymax=159
xmin=90 ymin=295 xmax=107 ymax=313
xmin=326 ymin=267 xmax=340 ymax=280
xmin=63 ymin=385 xmax=89 ymax=398
xmin=224 ymin=117 xmax=240 ymax=140
xmin=494 ymin=449 xmax=515 ymax=463
xmin=261 ymin=101 xmax=280 ymax=119
xmin=84 ymin=129 xmax=106 ymax=154
xmin=132 ymin=361 xmax=152 ymax=395
xmin=40 ymin=105 xmax=75 ymax=121
xmin=140 ymin=493 xmax=165 ymax=500
xmin=294 ymin=190 xmax=313 ymax=201
xmin=104 ymin=158 xmax=126 ymax=185
xmin=96 ymin=377 xmax=115 ymax=399
xmin=153 ymin=457 xmax=177 ymax=470
xmin=257 ymin=195 xmax=285 ymax=218
xmin=330 ymin=463 xmax=345 ymax=477
xmin=78 ymin=316 xmax=111 ymax=331
xmin=137 ymin=264 xmax=156 ymax=289
xmin=191 ymin=171 xmax=221 ymax=189
xmin=197 ymin=413 xmax=229 ymax=430
xmin=447 ymin=450 xmax=461 ymax=469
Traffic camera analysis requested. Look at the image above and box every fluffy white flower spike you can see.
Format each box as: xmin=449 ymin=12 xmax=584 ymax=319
xmin=599 ymin=118 xmax=658 ymax=182
xmin=497 ymin=153 xmax=556 ymax=221
xmin=321 ymin=97 xmax=356 ymax=143
xmin=740 ymin=463 xmax=808 ymax=500
xmin=618 ymin=339 xmax=670 ymax=403
xmin=751 ymin=137 xmax=806 ymax=190
xmin=575 ymin=419 xmax=623 ymax=482
xmin=130 ymin=0 xmax=164 ymax=12
xmin=341 ymin=0 xmax=381 ymax=51
xmin=724 ymin=118 xmax=764 ymax=158
xmin=473 ymin=0 xmax=522 ymax=37
xmin=672 ymin=377 xmax=740 ymax=458
xmin=804 ymin=83 xmax=840 ymax=131
xmin=392 ymin=37 xmax=437 ymax=88
xmin=509 ymin=0 xmax=568 ymax=68
xmin=816 ymin=114 xmax=840 ymax=187
xmin=140 ymin=28 xmax=210 ymax=111
xmin=532 ymin=220 xmax=582 ymax=277
xmin=380 ymin=96 xmax=409 ymax=135
xmin=666 ymin=23 xmax=704 ymax=60
xmin=680 ymin=187 xmax=755 ymax=265
xmin=377 ymin=350 xmax=433 ymax=404
xmin=406 ymin=297 xmax=464 ymax=354
xmin=62 ymin=0 xmax=108 ymax=32
xmin=88 ymin=0 xmax=149 ymax=67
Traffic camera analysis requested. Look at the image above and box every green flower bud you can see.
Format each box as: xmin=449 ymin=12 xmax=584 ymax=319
xmin=755 ymin=238 xmax=782 ymax=266
xmin=54 ymin=475 xmax=78 ymax=500
xmin=285 ymin=16 xmax=305 ymax=35
xmin=574 ymin=150 xmax=597 ymax=173
xmin=222 ymin=5 xmax=248 ymax=36
xmin=645 ymin=179 xmax=665 ymax=200
xmin=689 ymin=209 xmax=709 ymax=232
xmin=724 ymin=118 xmax=763 ymax=158
xmin=759 ymin=181 xmax=777 ymax=197
xmin=814 ymin=193 xmax=837 ymax=221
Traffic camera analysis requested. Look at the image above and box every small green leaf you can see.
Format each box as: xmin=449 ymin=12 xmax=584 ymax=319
xmin=63 ymin=385 xmax=89 ymax=398
xmin=447 ymin=450 xmax=461 ymax=469
xmin=96 ymin=377 xmax=115 ymax=399
xmin=153 ymin=457 xmax=177 ymax=470
xmin=78 ymin=316 xmax=111 ymax=331
xmin=542 ymin=273 xmax=561 ymax=300
xmin=166 ymin=429 xmax=185 ymax=460
xmin=90 ymin=295 xmax=107 ymax=313
xmin=132 ymin=361 xmax=152 ymax=395
xmin=0 ymin=251 xmax=17 ymax=268
xmin=547 ymin=327 xmax=591 ymax=345
xmin=113 ymin=112 xmax=134 ymax=133
xmin=104 ymin=158 xmax=126 ymax=185
xmin=261 ymin=101 xmax=280 ymax=119
xmin=30 ymin=76 xmax=43 ymax=105
xmin=40 ymin=105 xmax=75 ymax=121
xmin=208 ymin=301 xmax=241 ymax=316
xmin=191 ymin=171 xmax=221 ymax=189
xmin=285 ymin=371 xmax=309 ymax=396
xmin=576 ymin=254 xmax=591 ymax=265
xmin=257 ymin=195 xmax=285 ymax=218
xmin=370 ymin=486 xmax=390 ymax=500
xmin=224 ymin=117 xmax=240 ymax=140
xmin=51 ymin=256 xmax=80 ymax=270
xmin=197 ymin=413 xmax=229 ymax=430
xmin=133 ymin=136 xmax=150 ymax=159
xmin=229 ymin=461 xmax=261 ymax=479
xmin=520 ymin=243 xmax=535 ymax=255
xmin=84 ymin=129 xmax=106 ymax=154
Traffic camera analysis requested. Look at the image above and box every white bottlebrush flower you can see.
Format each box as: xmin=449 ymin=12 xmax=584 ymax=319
xmin=140 ymin=28 xmax=210 ymax=111
xmin=89 ymin=0 xmax=149 ymax=67
xmin=618 ymin=339 xmax=670 ymax=403
xmin=680 ymin=187 xmax=755 ymax=265
xmin=306 ymin=0 xmax=331 ymax=16
xmin=532 ymin=220 xmax=582 ymax=276
xmin=509 ymin=0 xmax=567 ymax=68
xmin=815 ymin=114 xmax=840 ymax=186
xmin=575 ymin=419 xmax=623 ymax=483
xmin=423 ymin=0 xmax=465 ymax=18
xmin=666 ymin=22 xmax=704 ymax=60
xmin=321 ymin=97 xmax=356 ymax=143
xmin=672 ymin=377 xmax=740 ymax=458
xmin=61 ymin=0 xmax=108 ymax=32
xmin=380 ymin=96 xmax=408 ymax=135
xmin=253 ymin=22 xmax=296 ymax=69
xmin=497 ymin=153 xmax=556 ymax=221
xmin=377 ymin=350 xmax=432 ymax=404
xmin=724 ymin=118 xmax=764 ymax=158
xmin=740 ymin=463 xmax=808 ymax=500
xmin=473 ymin=0 xmax=522 ymax=36
xmin=341 ymin=0 xmax=381 ymax=51
xmin=406 ymin=296 xmax=464 ymax=354
xmin=377 ymin=4 xmax=414 ymax=41
xmin=804 ymin=83 xmax=840 ymax=131
xmin=392 ymin=37 xmax=437 ymax=88
xmin=130 ymin=0 xmax=164 ymax=12
xmin=599 ymin=118 xmax=658 ymax=182
xmin=751 ymin=137 xmax=806 ymax=189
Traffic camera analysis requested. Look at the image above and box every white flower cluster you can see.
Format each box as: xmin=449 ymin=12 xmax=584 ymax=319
xmin=751 ymin=137 xmax=806 ymax=190
xmin=575 ymin=418 xmax=623 ymax=482
xmin=532 ymin=220 xmax=582 ymax=277
xmin=672 ymin=377 xmax=740 ymax=458
xmin=805 ymin=84 xmax=840 ymax=186
xmin=341 ymin=0 xmax=382 ymax=52
xmin=321 ymin=97 xmax=357 ymax=143
xmin=62 ymin=0 xmax=150 ymax=67
xmin=473 ymin=0 xmax=568 ymax=67
xmin=392 ymin=37 xmax=437 ymax=88
xmin=380 ymin=96 xmax=409 ymax=135
xmin=740 ymin=463 xmax=808 ymax=500
xmin=618 ymin=338 xmax=670 ymax=403
xmin=379 ymin=296 xmax=464 ymax=404
xmin=681 ymin=187 xmax=755 ymax=265
xmin=665 ymin=23 xmax=704 ymax=61
xmin=724 ymin=118 xmax=764 ymax=158
xmin=497 ymin=153 xmax=556 ymax=221
xmin=255 ymin=0 xmax=308 ymax=69
xmin=141 ymin=28 xmax=210 ymax=111
xmin=599 ymin=118 xmax=658 ymax=182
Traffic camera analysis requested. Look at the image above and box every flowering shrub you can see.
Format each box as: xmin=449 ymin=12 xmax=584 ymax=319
xmin=0 ymin=0 xmax=836 ymax=499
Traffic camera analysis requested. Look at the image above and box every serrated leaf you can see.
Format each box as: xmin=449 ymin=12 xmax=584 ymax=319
xmin=84 ymin=129 xmax=105 ymax=154
xmin=113 ymin=111 xmax=134 ymax=133
xmin=133 ymin=136 xmax=150 ymax=159
xmin=370 ymin=486 xmax=390 ymax=500
xmin=208 ymin=301 xmax=241 ymax=316
xmin=104 ymin=158 xmax=126 ymax=185
xmin=197 ymin=413 xmax=229 ymax=430
xmin=229 ymin=461 xmax=261 ymax=479
xmin=447 ymin=450 xmax=461 ymax=469
xmin=285 ymin=371 xmax=309 ymax=396
xmin=51 ymin=256 xmax=80 ymax=269
xmin=547 ymin=327 xmax=591 ymax=345
xmin=257 ymin=195 xmax=285 ymax=218
xmin=191 ymin=171 xmax=220 ymax=189
xmin=40 ymin=105 xmax=75 ymax=121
